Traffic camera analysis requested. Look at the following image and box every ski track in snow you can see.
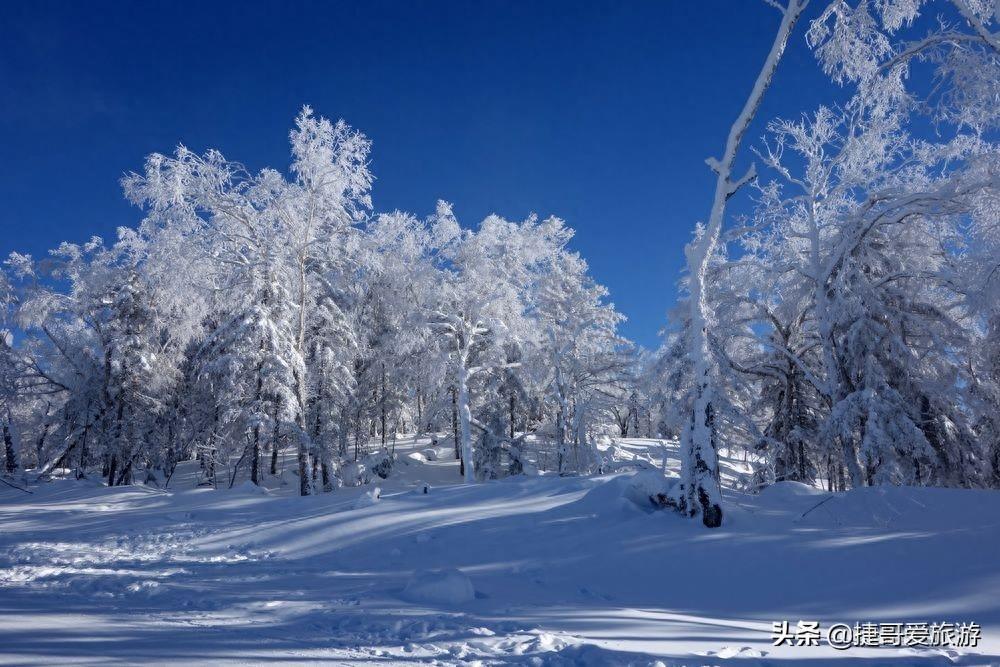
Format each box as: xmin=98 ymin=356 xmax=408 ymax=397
xmin=1 ymin=437 xmax=999 ymax=666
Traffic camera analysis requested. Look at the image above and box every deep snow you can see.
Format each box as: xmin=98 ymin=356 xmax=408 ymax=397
xmin=0 ymin=437 xmax=998 ymax=666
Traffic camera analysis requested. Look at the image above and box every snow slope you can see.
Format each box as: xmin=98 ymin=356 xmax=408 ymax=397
xmin=1 ymin=438 xmax=998 ymax=666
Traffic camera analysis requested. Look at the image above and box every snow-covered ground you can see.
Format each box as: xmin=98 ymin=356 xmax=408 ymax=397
xmin=1 ymin=437 xmax=998 ymax=666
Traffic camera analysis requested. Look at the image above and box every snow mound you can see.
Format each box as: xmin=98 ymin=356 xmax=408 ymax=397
xmin=758 ymin=480 xmax=825 ymax=501
xmin=423 ymin=445 xmax=453 ymax=462
xmin=571 ymin=472 xmax=677 ymax=520
xmin=353 ymin=486 xmax=381 ymax=508
xmin=402 ymin=567 xmax=475 ymax=605
xmin=231 ymin=480 xmax=268 ymax=495
xmin=363 ymin=450 xmax=394 ymax=480
xmin=340 ymin=461 xmax=364 ymax=486
xmin=703 ymin=645 xmax=769 ymax=659
xmin=623 ymin=470 xmax=677 ymax=511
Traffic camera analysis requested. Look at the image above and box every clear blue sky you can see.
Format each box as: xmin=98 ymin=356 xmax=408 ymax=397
xmin=1 ymin=0 xmax=839 ymax=348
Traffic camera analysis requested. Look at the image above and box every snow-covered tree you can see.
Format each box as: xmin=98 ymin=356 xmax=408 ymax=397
xmin=534 ymin=245 xmax=628 ymax=474
xmin=677 ymin=0 xmax=809 ymax=527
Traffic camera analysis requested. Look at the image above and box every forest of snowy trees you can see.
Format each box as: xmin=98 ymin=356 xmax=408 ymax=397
xmin=0 ymin=0 xmax=998 ymax=528
xmin=0 ymin=108 xmax=636 ymax=494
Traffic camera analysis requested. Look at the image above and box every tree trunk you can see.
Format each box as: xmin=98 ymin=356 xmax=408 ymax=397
xmin=293 ymin=249 xmax=313 ymax=498
xmin=76 ymin=423 xmax=89 ymax=479
xmin=451 ymin=386 xmax=461 ymax=474
xmin=251 ymin=425 xmax=261 ymax=485
xmin=354 ymin=405 xmax=362 ymax=462
xmin=380 ymin=363 xmax=387 ymax=449
xmin=2 ymin=419 xmax=19 ymax=475
xmin=320 ymin=458 xmax=333 ymax=492
xmin=35 ymin=417 xmax=51 ymax=468
xmin=554 ymin=364 xmax=569 ymax=475
xmin=251 ymin=366 xmax=264 ymax=485
xmin=107 ymin=398 xmax=126 ymax=486
xmin=679 ymin=0 xmax=805 ymax=528
xmin=292 ymin=389 xmax=311 ymax=496
xmin=456 ymin=365 xmax=475 ymax=483
xmin=338 ymin=406 xmax=350 ymax=458
xmin=556 ymin=407 xmax=566 ymax=474
xmin=416 ymin=387 xmax=423 ymax=436
xmin=107 ymin=454 xmax=118 ymax=488
xmin=509 ymin=394 xmax=516 ymax=440
xmin=297 ymin=439 xmax=311 ymax=496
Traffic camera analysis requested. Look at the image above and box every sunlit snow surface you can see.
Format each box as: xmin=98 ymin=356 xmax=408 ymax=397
xmin=1 ymin=438 xmax=998 ymax=665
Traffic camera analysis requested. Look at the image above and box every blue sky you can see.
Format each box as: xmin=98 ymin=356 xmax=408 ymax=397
xmin=1 ymin=0 xmax=839 ymax=348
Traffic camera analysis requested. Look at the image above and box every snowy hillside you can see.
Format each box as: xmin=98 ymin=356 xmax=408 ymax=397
xmin=1 ymin=437 xmax=998 ymax=666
